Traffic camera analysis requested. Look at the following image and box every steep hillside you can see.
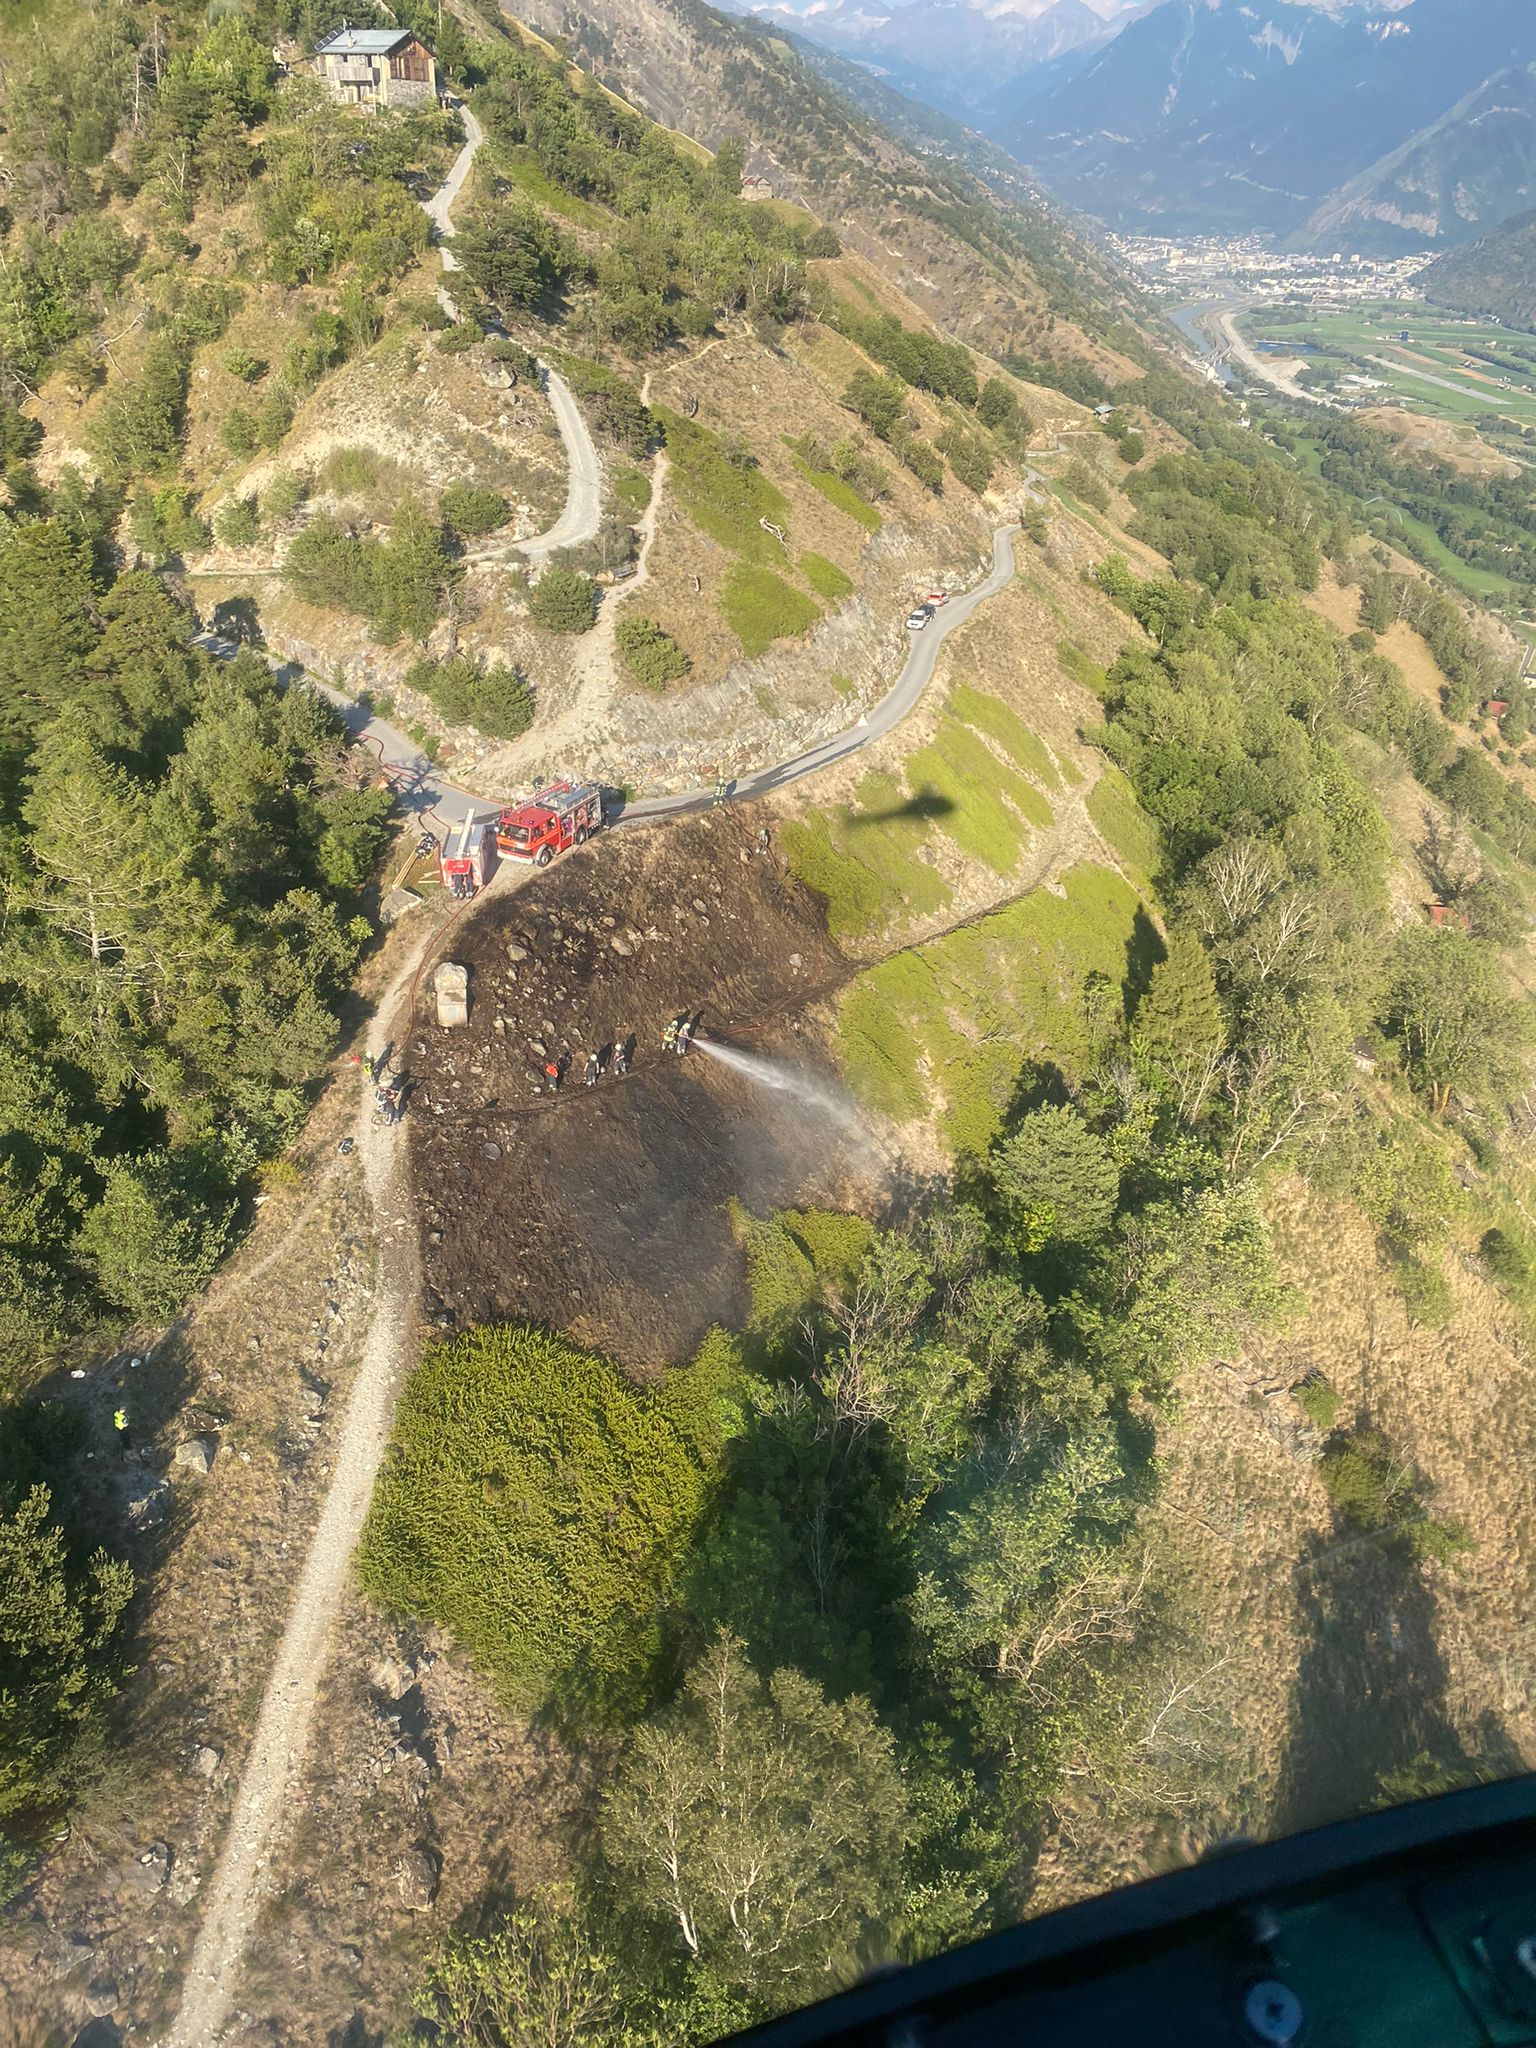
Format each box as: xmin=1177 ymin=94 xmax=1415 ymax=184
xmin=1423 ymin=204 xmax=1536 ymax=328
xmin=500 ymin=0 xmax=1153 ymax=380
xmin=13 ymin=5 xmax=1536 ymax=2045
xmin=988 ymin=0 xmax=1536 ymax=243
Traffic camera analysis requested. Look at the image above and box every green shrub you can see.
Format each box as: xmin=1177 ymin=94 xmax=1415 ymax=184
xmin=835 ymin=864 xmax=1142 ymax=1155
xmin=254 ymin=383 xmax=295 ymax=448
xmin=780 ymin=1208 xmax=875 ymax=1296
xmin=897 ymin=434 xmax=944 ymax=492
xmin=733 ymin=1204 xmax=875 ymax=1335
xmin=436 ymin=321 xmax=483 ymax=355
xmin=1058 ymin=640 xmax=1109 ymax=696
xmin=936 ymin=428 xmax=993 ymax=495
xmin=613 ymin=468 xmax=651 ymax=515
xmin=221 ymin=406 xmax=258 ymax=459
xmin=836 ymin=956 xmax=934 ymax=1121
xmin=550 ymin=355 xmax=653 ymax=457
xmin=1086 ymin=767 xmax=1161 ymax=887
xmin=907 ymin=714 xmax=1051 ymax=874
xmin=1059 ymin=458 xmax=1110 ymax=513
xmin=1395 ymin=1253 xmax=1456 ymax=1329
xmin=528 ymin=567 xmax=597 ymax=634
xmin=781 ymin=815 xmax=890 ymax=938
xmin=263 ymin=469 xmax=308 ymax=520
xmin=799 ymin=552 xmax=853 ymax=603
xmin=222 ymin=346 xmax=267 ymax=383
xmin=1408 ymin=1516 xmax=1475 ymax=1566
xmin=439 ymin=482 xmax=509 ymax=537
xmin=1317 ymin=1425 xmax=1468 ymax=1560
xmin=358 ymin=1324 xmax=730 ymax=1718
xmin=616 ymin=615 xmax=690 ymax=691
xmin=657 ymin=408 xmax=790 ymax=559
xmin=721 ymin=564 xmax=820 ymax=656
xmin=486 ymin=337 xmax=540 ymax=378
xmin=214 ymin=495 xmax=261 ymax=548
xmin=1481 ymin=1225 xmax=1533 ymax=1290
xmin=1319 ymin=1438 xmax=1399 ymax=1527
xmin=736 ymin=1210 xmax=818 ymax=1334
xmin=128 ymin=484 xmax=209 ymax=561
xmin=949 ymin=683 xmax=1066 ymax=787
xmin=1295 ymin=1375 xmax=1341 ymax=1431
xmin=79 ymin=1151 xmax=233 ymax=1321
xmin=0 ymin=1482 xmax=133 ymax=1828
xmin=783 ymin=772 xmax=952 ymax=937
xmin=406 ymin=654 xmax=534 ymax=738
xmin=321 ymin=445 xmax=381 ymax=497
xmin=787 ymin=450 xmax=881 ymax=533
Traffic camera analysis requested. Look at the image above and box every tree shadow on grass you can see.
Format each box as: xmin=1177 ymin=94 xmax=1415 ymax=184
xmin=1122 ymin=902 xmax=1164 ymax=1022
xmin=1271 ymin=1526 xmax=1519 ymax=1840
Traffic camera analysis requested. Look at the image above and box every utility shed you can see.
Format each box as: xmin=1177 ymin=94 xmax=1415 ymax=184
xmin=313 ymin=26 xmax=437 ymax=110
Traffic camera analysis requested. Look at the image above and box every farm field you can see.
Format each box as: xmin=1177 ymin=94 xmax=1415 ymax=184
xmin=1237 ymin=301 xmax=1536 ymax=431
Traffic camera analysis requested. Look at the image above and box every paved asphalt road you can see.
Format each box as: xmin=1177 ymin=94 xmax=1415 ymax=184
xmin=425 ymin=103 xmax=602 ymax=567
xmin=199 ymin=524 xmax=1019 ymax=834
xmin=205 ymin=110 xmax=1019 ymax=838
xmin=519 ymin=366 xmax=603 ymax=566
xmin=424 ymin=101 xmax=483 ymax=252
xmin=620 ymin=523 xmax=1019 ymax=823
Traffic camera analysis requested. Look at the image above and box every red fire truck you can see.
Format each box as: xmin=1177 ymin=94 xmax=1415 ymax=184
xmin=439 ymin=813 xmax=499 ymax=897
xmin=496 ymin=781 xmax=605 ymax=866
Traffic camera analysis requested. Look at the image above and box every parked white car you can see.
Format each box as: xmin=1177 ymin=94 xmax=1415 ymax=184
xmin=905 ymin=604 xmax=934 ymax=630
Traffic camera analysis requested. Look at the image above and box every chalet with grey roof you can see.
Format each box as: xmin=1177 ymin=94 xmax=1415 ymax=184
xmin=314 ymin=25 xmax=437 ymax=110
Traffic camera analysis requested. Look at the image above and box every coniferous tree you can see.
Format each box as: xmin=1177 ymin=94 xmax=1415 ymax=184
xmin=1132 ymin=930 xmax=1226 ymax=1121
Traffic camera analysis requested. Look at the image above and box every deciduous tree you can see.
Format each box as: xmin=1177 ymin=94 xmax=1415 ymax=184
xmin=601 ymin=1632 xmax=908 ymax=2004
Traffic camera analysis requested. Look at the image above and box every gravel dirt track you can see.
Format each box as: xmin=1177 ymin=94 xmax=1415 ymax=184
xmin=409 ymin=814 xmax=874 ymax=1370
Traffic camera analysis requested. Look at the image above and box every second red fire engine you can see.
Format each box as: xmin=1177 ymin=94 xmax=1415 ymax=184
xmin=496 ymin=781 xmax=605 ymax=866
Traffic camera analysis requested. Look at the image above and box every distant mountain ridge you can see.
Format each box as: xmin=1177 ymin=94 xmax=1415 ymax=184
xmin=511 ymin=0 xmax=1154 ymax=378
xmin=981 ymin=0 xmax=1536 ymax=247
xmin=1300 ymin=61 xmax=1536 ymax=254
xmin=714 ymin=0 xmax=1133 ymax=121
xmin=1422 ymin=206 xmax=1536 ymax=328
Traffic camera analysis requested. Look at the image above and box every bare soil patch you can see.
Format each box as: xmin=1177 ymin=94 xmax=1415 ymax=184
xmin=1306 ymin=563 xmax=1362 ymax=637
xmin=409 ymin=815 xmax=873 ymax=1372
xmin=1357 ymin=406 xmax=1520 ymax=479
xmin=231 ymin=1597 xmax=584 ymax=2048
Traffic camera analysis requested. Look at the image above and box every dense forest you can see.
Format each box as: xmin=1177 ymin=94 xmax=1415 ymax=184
xmin=0 ymin=0 xmax=422 ymax=1892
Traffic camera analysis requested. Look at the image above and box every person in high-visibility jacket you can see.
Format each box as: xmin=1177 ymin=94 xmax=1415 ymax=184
xmin=114 ymin=1407 xmax=130 ymax=1450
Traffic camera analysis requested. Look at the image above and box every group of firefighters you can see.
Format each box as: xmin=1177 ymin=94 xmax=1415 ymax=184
xmin=540 ymin=1012 xmax=698 ymax=1093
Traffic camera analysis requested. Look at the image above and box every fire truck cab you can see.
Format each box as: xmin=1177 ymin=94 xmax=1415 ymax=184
xmin=439 ymin=814 xmax=499 ymax=898
xmin=496 ymin=781 xmax=605 ymax=866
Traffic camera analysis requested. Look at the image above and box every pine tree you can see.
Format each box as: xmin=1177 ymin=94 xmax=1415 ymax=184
xmin=1132 ymin=930 xmax=1226 ymax=1122
xmin=195 ymin=96 xmax=252 ymax=208
xmin=0 ymin=518 xmax=97 ymax=762
xmin=371 ymin=502 xmax=459 ymax=645
xmin=991 ymin=1104 xmax=1120 ymax=1256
